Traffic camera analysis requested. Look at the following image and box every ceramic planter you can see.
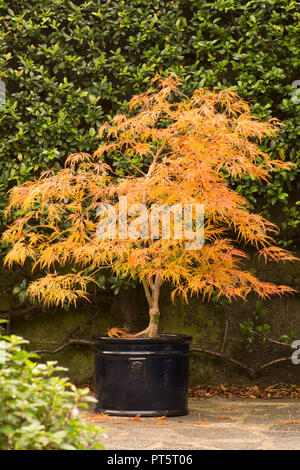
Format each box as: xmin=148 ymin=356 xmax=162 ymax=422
xmin=93 ymin=333 xmax=192 ymax=417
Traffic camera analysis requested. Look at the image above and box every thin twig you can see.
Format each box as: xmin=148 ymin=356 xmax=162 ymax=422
xmin=142 ymin=141 xmax=166 ymax=205
xmin=191 ymin=346 xmax=256 ymax=377
xmin=220 ymin=313 xmax=228 ymax=354
xmin=31 ymin=338 xmax=94 ymax=355
xmin=252 ymin=331 xmax=292 ymax=348
xmin=191 ymin=346 xmax=292 ymax=378
xmin=65 ymin=310 xmax=102 ymax=339
xmin=255 ymin=356 xmax=292 ymax=374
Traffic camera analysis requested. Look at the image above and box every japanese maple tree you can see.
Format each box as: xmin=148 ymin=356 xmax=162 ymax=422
xmin=3 ymin=74 xmax=297 ymax=337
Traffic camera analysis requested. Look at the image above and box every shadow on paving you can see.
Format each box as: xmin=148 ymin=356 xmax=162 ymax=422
xmin=87 ymin=397 xmax=300 ymax=450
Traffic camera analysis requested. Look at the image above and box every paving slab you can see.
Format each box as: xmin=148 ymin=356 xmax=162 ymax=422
xmin=91 ymin=397 xmax=300 ymax=450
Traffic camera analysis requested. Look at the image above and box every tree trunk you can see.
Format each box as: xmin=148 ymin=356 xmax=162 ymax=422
xmin=146 ymin=304 xmax=160 ymax=337
xmin=135 ymin=275 xmax=162 ymax=337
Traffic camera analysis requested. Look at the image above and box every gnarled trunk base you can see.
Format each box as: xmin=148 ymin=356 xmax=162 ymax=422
xmin=135 ymin=304 xmax=160 ymax=338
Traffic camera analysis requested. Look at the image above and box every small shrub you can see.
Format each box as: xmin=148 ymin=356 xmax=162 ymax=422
xmin=0 ymin=322 xmax=105 ymax=450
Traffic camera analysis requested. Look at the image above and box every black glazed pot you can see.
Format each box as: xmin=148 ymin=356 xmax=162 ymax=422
xmin=93 ymin=333 xmax=192 ymax=417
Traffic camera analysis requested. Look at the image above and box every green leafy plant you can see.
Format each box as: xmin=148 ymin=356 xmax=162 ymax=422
xmin=0 ymin=321 xmax=105 ymax=450
xmin=280 ymin=331 xmax=297 ymax=345
xmin=240 ymin=300 xmax=297 ymax=351
xmin=240 ymin=300 xmax=271 ymax=349
xmin=107 ymin=275 xmax=138 ymax=296
xmin=12 ymin=279 xmax=27 ymax=306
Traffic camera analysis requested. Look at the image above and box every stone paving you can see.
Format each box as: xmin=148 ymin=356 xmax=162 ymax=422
xmin=94 ymin=398 xmax=300 ymax=450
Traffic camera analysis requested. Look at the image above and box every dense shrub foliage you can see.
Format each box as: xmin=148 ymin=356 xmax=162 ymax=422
xmin=0 ymin=0 xmax=299 ymax=247
xmin=0 ymin=322 xmax=105 ymax=450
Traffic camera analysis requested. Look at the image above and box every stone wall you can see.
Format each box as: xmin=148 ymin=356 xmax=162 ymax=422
xmin=1 ymin=256 xmax=299 ymax=386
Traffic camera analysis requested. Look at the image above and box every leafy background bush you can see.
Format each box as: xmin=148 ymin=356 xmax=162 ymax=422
xmin=0 ymin=321 xmax=105 ymax=450
xmin=0 ymin=0 xmax=299 ymax=250
xmin=0 ymin=0 xmax=299 ymax=390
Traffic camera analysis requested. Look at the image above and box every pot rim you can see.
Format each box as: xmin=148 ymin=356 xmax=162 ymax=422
xmin=92 ymin=333 xmax=192 ymax=343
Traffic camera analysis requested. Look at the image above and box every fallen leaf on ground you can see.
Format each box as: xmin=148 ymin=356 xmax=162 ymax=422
xmin=82 ymin=413 xmax=111 ymax=422
xmin=189 ymin=383 xmax=300 ymax=400
xmin=128 ymin=414 xmax=143 ymax=422
xmin=281 ymin=420 xmax=300 ymax=424
xmin=216 ymin=416 xmax=231 ymax=420
xmin=73 ymin=382 xmax=300 ymax=400
xmin=282 ymin=411 xmax=300 ymax=425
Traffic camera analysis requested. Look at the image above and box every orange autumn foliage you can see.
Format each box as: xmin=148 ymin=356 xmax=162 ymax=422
xmin=2 ymin=74 xmax=297 ymax=337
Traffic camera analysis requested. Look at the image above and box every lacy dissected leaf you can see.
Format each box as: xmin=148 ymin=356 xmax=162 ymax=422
xmin=2 ymin=74 xmax=298 ymax=308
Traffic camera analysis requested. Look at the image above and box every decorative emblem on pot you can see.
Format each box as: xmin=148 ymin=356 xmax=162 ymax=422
xmin=129 ymin=359 xmax=146 ymax=380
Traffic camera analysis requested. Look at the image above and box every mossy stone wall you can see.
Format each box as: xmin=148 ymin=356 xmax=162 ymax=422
xmin=2 ymin=257 xmax=299 ymax=387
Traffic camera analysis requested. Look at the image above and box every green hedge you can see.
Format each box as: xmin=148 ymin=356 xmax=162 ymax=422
xmin=0 ymin=0 xmax=299 ymax=246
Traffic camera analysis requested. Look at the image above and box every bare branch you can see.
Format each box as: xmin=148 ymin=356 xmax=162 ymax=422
xmin=191 ymin=346 xmax=292 ymax=378
xmin=142 ymin=278 xmax=153 ymax=308
xmin=255 ymin=356 xmax=292 ymax=374
xmin=31 ymin=338 xmax=94 ymax=355
xmin=220 ymin=313 xmax=228 ymax=354
xmin=191 ymin=346 xmax=256 ymax=377
xmin=252 ymin=331 xmax=292 ymax=348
